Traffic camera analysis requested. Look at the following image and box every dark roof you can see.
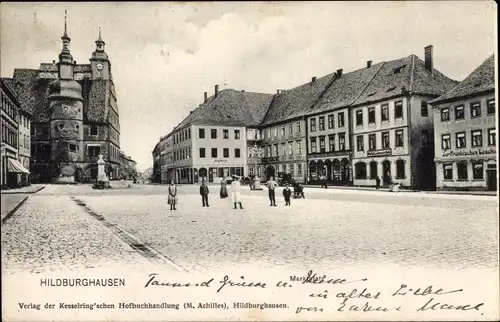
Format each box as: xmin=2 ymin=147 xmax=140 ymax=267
xmin=260 ymin=72 xmax=335 ymax=125
xmin=11 ymin=68 xmax=111 ymax=123
xmin=430 ymin=54 xmax=495 ymax=104
xmin=12 ymin=69 xmax=51 ymax=122
xmin=175 ymin=89 xmax=273 ymax=129
xmin=352 ymin=55 xmax=458 ymax=106
xmin=309 ymin=64 xmax=383 ymax=115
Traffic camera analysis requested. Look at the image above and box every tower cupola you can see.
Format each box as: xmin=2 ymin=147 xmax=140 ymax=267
xmin=58 ymin=10 xmax=73 ymax=65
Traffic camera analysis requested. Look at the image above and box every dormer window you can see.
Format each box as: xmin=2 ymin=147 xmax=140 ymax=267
xmin=393 ymin=65 xmax=406 ymax=74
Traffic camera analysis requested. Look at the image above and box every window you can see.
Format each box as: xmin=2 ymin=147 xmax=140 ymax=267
xmin=188 ymin=128 xmax=191 ymax=139
xmin=281 ymin=143 xmax=286 ymax=156
xmin=421 ymin=101 xmax=428 ymax=117
xmin=274 ymin=127 xmax=278 ymax=137
xmin=356 ymin=135 xmax=364 ymax=151
xmin=266 ymin=128 xmax=271 ymax=138
xmin=382 ymin=132 xmax=390 ymax=148
xmin=368 ymin=107 xmax=375 ymax=123
xmin=290 ymin=164 xmax=295 ymax=177
xmin=296 ymin=122 xmax=301 ymax=133
xmin=487 ymin=99 xmax=495 ymax=114
xmin=487 ymin=128 xmax=496 ymax=146
xmin=328 ymin=134 xmax=335 ymax=152
xmin=356 ymin=110 xmax=363 ymax=126
xmin=456 ymin=132 xmax=466 ymax=148
xmin=288 ymin=142 xmax=293 ymax=155
xmin=88 ymin=146 xmax=100 ymax=157
xmin=442 ymin=134 xmax=451 ymax=150
xmin=211 ymin=148 xmax=217 ymax=158
xmin=288 ymin=124 xmax=293 ymax=136
xmin=274 ymin=144 xmax=278 ymax=156
xmin=369 ymin=134 xmax=376 ymax=150
xmin=471 ymin=102 xmax=481 ymax=118
xmin=472 ymin=161 xmax=484 ymax=180
xmin=234 ymin=130 xmax=240 ymax=139
xmin=280 ymin=126 xmax=285 ymax=137
xmin=443 ymin=163 xmax=453 ymax=180
xmin=457 ymin=162 xmax=468 ymax=180
xmin=338 ymin=112 xmax=345 ymax=127
xmin=69 ymin=144 xmax=77 ymax=152
xmin=441 ymin=108 xmax=450 ymax=121
xmin=211 ymin=129 xmax=217 ymax=139
xmin=381 ymin=104 xmax=389 ymax=121
xmin=90 ymin=124 xmax=98 ymax=135
xmin=199 ymin=128 xmax=205 ymax=139
xmin=319 ymin=136 xmax=325 ymax=152
xmin=297 ymin=164 xmax=302 ymax=176
xmin=396 ymin=160 xmax=405 ymax=179
xmin=395 ymin=100 xmax=403 ymax=119
xmin=319 ymin=116 xmax=325 ymax=131
xmin=370 ymin=161 xmax=378 ymax=179
xmin=222 ymin=148 xmax=229 ymax=158
xmin=395 ymin=129 xmax=404 ymax=147
xmin=355 ymin=162 xmax=367 ymax=179
xmin=310 ymin=137 xmax=317 ymax=153
xmin=310 ymin=118 xmax=316 ymax=132
xmin=328 ymin=114 xmax=334 ymax=129
xmin=338 ymin=133 xmax=346 ymax=150
xmin=296 ymin=141 xmax=302 ymax=155
xmin=471 ymin=130 xmax=482 ymax=147
xmin=455 ymin=105 xmax=465 ymax=120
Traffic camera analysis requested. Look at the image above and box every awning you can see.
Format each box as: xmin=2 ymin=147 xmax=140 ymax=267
xmin=7 ymin=158 xmax=30 ymax=174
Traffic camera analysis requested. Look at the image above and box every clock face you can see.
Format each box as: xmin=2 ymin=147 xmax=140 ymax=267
xmin=96 ymin=63 xmax=103 ymax=70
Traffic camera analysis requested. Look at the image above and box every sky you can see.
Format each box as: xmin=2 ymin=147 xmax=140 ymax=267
xmin=1 ymin=1 xmax=496 ymax=172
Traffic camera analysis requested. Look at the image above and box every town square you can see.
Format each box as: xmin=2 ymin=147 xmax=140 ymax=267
xmin=0 ymin=2 xmax=498 ymax=321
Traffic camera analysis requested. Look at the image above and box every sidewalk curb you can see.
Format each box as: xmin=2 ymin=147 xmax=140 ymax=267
xmin=1 ymin=196 xmax=28 ymax=225
xmin=1 ymin=186 xmax=45 ymax=195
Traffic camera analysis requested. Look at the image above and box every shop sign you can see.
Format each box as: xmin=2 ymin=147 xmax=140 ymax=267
xmin=309 ymin=151 xmax=351 ymax=158
xmin=214 ymin=159 xmax=228 ymax=163
xmin=367 ymin=148 xmax=392 ymax=157
xmin=262 ymin=156 xmax=279 ymax=163
xmin=442 ymin=148 xmax=496 ymax=158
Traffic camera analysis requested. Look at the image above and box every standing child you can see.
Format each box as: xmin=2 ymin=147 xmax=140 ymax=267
xmin=168 ymin=181 xmax=178 ymax=210
xmin=283 ymin=183 xmax=292 ymax=206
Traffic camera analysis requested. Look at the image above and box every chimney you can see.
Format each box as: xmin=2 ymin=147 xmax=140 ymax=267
xmin=204 ymin=92 xmax=208 ymax=102
xmin=367 ymin=60 xmax=372 ymax=68
xmin=52 ymin=60 xmax=56 ymax=64
xmin=190 ymin=110 xmax=194 ymax=114
xmin=336 ymin=69 xmax=343 ymax=77
xmin=215 ymin=85 xmax=219 ymax=97
xmin=424 ymin=45 xmax=433 ymax=73
xmin=311 ymin=76 xmax=317 ymax=83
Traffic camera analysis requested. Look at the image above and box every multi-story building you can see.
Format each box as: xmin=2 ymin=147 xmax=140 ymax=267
xmin=350 ymin=46 xmax=457 ymax=190
xmin=156 ymin=86 xmax=273 ymax=184
xmin=119 ymin=150 xmax=137 ymax=179
xmin=1 ymin=79 xmax=30 ymax=188
xmin=430 ymin=54 xmax=496 ymax=191
xmin=10 ymin=20 xmax=122 ymax=183
xmin=258 ymin=75 xmax=335 ymax=183
xmin=305 ymin=63 xmax=381 ymax=185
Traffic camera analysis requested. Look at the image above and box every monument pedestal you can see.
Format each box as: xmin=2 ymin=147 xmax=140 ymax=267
xmin=251 ymin=176 xmax=263 ymax=190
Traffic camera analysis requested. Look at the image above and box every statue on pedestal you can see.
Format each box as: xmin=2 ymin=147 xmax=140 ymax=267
xmin=95 ymin=154 xmax=110 ymax=189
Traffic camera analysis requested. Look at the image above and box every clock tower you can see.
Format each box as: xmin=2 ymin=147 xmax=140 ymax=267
xmin=90 ymin=27 xmax=111 ymax=80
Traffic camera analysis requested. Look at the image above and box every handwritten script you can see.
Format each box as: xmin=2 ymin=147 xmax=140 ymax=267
xmin=144 ymin=270 xmax=485 ymax=315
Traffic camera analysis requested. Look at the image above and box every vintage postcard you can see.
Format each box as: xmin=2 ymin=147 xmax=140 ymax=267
xmin=1 ymin=1 xmax=498 ymax=321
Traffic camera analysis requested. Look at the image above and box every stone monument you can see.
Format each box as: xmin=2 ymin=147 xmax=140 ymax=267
xmin=96 ymin=154 xmax=110 ymax=188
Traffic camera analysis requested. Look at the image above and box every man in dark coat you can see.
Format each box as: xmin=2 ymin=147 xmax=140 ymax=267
xmin=375 ymin=176 xmax=381 ymax=190
xmin=200 ymin=181 xmax=210 ymax=207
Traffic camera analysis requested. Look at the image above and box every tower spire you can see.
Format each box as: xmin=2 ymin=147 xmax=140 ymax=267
xmin=59 ymin=9 xmax=73 ymax=64
xmin=98 ymin=26 xmax=102 ymax=42
xmin=62 ymin=10 xmax=69 ymax=39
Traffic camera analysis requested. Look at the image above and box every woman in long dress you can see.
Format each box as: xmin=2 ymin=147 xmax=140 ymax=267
xmin=220 ymin=178 xmax=228 ymax=199
xmin=231 ymin=176 xmax=243 ymax=209
xmin=168 ymin=180 xmax=178 ymax=210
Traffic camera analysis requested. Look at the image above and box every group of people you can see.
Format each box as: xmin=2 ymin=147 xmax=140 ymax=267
xmin=167 ymin=176 xmax=305 ymax=210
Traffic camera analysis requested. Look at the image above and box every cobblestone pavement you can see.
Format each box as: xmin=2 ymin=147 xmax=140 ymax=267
xmin=1 ymin=195 xmax=151 ymax=275
xmin=77 ymin=190 xmax=498 ymax=273
xmin=2 ymin=185 xmax=498 ymax=274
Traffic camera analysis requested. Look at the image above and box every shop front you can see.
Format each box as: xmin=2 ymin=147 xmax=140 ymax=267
xmin=307 ymin=151 xmax=352 ymax=185
xmin=435 ymin=147 xmax=497 ymax=191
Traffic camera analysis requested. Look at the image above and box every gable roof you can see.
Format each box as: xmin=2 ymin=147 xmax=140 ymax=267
xmin=174 ymin=89 xmax=273 ymax=130
xmin=260 ymin=72 xmax=335 ymax=125
xmin=429 ymin=54 xmax=495 ymax=104
xmin=352 ymin=55 xmax=458 ymax=107
xmin=308 ymin=63 xmax=383 ymax=115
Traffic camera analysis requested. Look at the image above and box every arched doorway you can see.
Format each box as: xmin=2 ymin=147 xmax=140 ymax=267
xmin=266 ymin=165 xmax=276 ymax=180
xmin=317 ymin=160 xmax=324 ymax=179
xmin=382 ymin=160 xmax=391 ymax=185
xmin=325 ymin=159 xmax=332 ymax=181
xmin=308 ymin=160 xmax=317 ymax=182
xmin=341 ymin=158 xmax=350 ymax=183
xmin=332 ymin=159 xmax=340 ymax=183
